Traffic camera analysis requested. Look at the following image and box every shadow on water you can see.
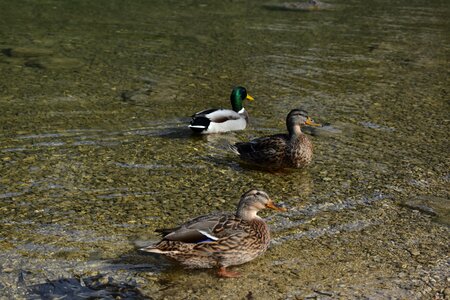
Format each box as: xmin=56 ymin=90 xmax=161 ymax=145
xmin=230 ymin=159 xmax=302 ymax=174
xmin=27 ymin=274 xmax=149 ymax=300
xmin=191 ymin=142 xmax=298 ymax=174
xmin=115 ymin=247 xmax=261 ymax=280
xmin=156 ymin=126 xmax=204 ymax=140
xmin=26 ymin=249 xmax=174 ymax=299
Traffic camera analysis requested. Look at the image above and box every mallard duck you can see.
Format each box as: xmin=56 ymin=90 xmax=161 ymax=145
xmin=189 ymin=86 xmax=254 ymax=134
xmin=231 ymin=109 xmax=321 ymax=169
xmin=140 ymin=189 xmax=286 ymax=278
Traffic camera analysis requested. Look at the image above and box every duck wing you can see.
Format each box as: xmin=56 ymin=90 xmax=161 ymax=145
xmin=157 ymin=213 xmax=245 ymax=244
xmin=191 ymin=108 xmax=220 ymax=118
xmin=190 ymin=109 xmax=242 ymax=133
xmin=202 ymin=109 xmax=241 ymax=123
xmin=234 ymin=134 xmax=289 ymax=165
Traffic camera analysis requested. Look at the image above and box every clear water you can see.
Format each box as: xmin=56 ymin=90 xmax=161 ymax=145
xmin=0 ymin=0 xmax=449 ymax=298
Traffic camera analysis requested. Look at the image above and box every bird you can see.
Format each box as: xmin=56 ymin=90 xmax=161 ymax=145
xmin=231 ymin=109 xmax=321 ymax=169
xmin=188 ymin=86 xmax=254 ymax=134
xmin=140 ymin=189 xmax=286 ymax=278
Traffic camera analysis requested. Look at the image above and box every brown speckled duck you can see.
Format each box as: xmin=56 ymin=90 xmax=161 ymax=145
xmin=231 ymin=109 xmax=321 ymax=169
xmin=140 ymin=189 xmax=286 ymax=278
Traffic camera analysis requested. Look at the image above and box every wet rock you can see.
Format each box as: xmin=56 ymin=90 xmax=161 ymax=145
xmin=444 ymin=287 xmax=450 ymax=298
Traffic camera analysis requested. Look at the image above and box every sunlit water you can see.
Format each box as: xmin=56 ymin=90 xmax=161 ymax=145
xmin=0 ymin=0 xmax=449 ymax=299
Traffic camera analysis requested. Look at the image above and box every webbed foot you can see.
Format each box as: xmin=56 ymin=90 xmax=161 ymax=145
xmin=217 ymin=266 xmax=240 ymax=278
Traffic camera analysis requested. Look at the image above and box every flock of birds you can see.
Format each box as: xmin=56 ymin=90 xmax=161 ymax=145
xmin=141 ymin=86 xmax=321 ymax=278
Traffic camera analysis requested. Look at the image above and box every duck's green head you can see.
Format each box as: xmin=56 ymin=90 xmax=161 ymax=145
xmin=286 ymin=109 xmax=321 ymax=135
xmin=230 ymin=86 xmax=254 ymax=112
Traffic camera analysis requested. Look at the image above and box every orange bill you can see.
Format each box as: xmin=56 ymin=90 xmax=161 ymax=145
xmin=266 ymin=200 xmax=288 ymax=212
xmin=305 ymin=117 xmax=321 ymax=127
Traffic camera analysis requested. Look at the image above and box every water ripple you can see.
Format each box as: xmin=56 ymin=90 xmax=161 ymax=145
xmin=272 ymin=219 xmax=380 ymax=245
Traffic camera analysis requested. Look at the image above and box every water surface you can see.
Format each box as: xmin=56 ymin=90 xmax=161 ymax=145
xmin=0 ymin=0 xmax=449 ymax=299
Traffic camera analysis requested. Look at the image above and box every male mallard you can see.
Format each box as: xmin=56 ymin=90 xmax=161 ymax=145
xmin=232 ymin=109 xmax=321 ymax=169
xmin=140 ymin=189 xmax=286 ymax=278
xmin=189 ymin=86 xmax=254 ymax=134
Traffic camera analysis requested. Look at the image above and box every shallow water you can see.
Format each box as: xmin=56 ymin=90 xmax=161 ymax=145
xmin=0 ymin=0 xmax=449 ymax=299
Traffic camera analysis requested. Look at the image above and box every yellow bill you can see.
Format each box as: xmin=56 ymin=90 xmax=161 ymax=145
xmin=305 ymin=117 xmax=321 ymax=127
xmin=266 ymin=200 xmax=288 ymax=212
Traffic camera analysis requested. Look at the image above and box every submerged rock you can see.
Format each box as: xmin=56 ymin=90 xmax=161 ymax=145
xmin=401 ymin=196 xmax=450 ymax=226
xmin=24 ymin=57 xmax=84 ymax=70
xmin=1 ymin=46 xmax=82 ymax=69
xmin=121 ymin=88 xmax=153 ymax=103
xmin=1 ymin=47 xmax=53 ymax=58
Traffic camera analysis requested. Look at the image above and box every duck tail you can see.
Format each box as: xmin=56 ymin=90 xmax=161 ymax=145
xmin=189 ymin=116 xmax=210 ymax=133
xmin=139 ymin=246 xmax=164 ymax=253
xmin=155 ymin=227 xmax=178 ymax=237
xmin=228 ymin=143 xmax=240 ymax=155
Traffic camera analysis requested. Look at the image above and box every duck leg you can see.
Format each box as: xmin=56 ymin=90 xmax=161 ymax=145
xmin=217 ymin=266 xmax=240 ymax=278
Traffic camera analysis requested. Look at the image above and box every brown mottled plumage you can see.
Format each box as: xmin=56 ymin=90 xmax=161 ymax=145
xmin=140 ymin=189 xmax=286 ymax=278
xmin=232 ymin=109 xmax=321 ymax=169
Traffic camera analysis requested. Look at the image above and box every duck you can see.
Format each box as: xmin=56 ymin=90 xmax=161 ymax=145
xmin=140 ymin=189 xmax=286 ymax=278
xmin=231 ymin=109 xmax=321 ymax=169
xmin=189 ymin=86 xmax=254 ymax=134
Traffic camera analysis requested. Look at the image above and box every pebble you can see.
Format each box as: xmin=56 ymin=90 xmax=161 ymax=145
xmin=444 ymin=288 xmax=450 ymax=297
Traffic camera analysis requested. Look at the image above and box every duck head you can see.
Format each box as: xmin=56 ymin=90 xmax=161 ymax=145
xmin=230 ymin=86 xmax=254 ymax=112
xmin=236 ymin=189 xmax=286 ymax=220
xmin=286 ymin=109 xmax=321 ymax=136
